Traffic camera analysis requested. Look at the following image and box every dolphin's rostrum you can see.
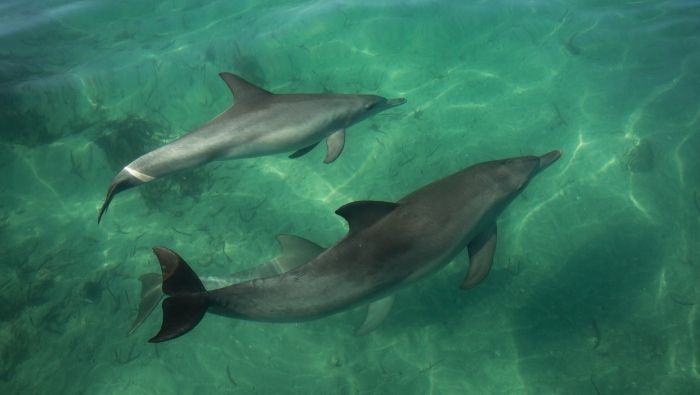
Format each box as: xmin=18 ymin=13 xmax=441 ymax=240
xmin=98 ymin=73 xmax=406 ymax=223
xmin=135 ymin=150 xmax=562 ymax=342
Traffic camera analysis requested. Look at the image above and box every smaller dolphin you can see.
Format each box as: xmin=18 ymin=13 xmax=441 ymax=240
xmin=98 ymin=73 xmax=406 ymax=223
xmin=140 ymin=151 xmax=562 ymax=342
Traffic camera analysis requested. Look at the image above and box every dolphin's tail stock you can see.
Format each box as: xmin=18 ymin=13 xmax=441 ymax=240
xmin=148 ymin=247 xmax=211 ymax=343
xmin=98 ymin=168 xmax=146 ymax=224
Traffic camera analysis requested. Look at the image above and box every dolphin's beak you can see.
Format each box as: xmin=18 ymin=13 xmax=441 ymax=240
xmin=385 ymin=98 xmax=407 ymax=108
xmin=537 ymin=150 xmax=563 ymax=172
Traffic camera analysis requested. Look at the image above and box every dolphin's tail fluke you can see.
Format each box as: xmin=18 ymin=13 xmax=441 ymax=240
xmin=148 ymin=247 xmax=211 ymax=343
xmin=98 ymin=169 xmax=146 ymax=224
xmin=126 ymin=273 xmax=164 ymax=337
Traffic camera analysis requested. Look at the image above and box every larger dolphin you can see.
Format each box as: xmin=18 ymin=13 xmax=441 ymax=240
xmin=144 ymin=150 xmax=562 ymax=342
xmin=98 ymin=73 xmax=406 ymax=223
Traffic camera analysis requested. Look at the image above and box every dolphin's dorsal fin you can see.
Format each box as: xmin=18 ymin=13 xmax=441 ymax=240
xmin=275 ymin=234 xmax=326 ymax=271
xmin=219 ymin=72 xmax=272 ymax=103
xmin=335 ymin=201 xmax=399 ymax=234
xmin=461 ymin=223 xmax=497 ymax=290
xmin=354 ymin=295 xmax=395 ymax=336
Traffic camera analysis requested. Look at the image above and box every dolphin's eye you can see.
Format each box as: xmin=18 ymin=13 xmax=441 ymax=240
xmin=365 ymin=103 xmax=374 ymax=110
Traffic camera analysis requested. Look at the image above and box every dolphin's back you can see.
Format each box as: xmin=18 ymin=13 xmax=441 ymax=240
xmin=207 ymin=170 xmax=501 ymax=323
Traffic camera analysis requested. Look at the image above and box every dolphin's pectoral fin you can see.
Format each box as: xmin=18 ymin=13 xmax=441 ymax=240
xmin=323 ymin=129 xmax=346 ymax=164
xmin=219 ymin=72 xmax=272 ymax=104
xmin=275 ymin=234 xmax=326 ymax=271
xmin=354 ymin=295 xmax=395 ymax=336
xmin=461 ymin=223 xmax=498 ymax=290
xmin=127 ymin=273 xmax=164 ymax=337
xmin=149 ymin=247 xmax=210 ymax=343
xmin=336 ymin=201 xmax=400 ymax=234
xmin=289 ymin=141 xmax=321 ymax=159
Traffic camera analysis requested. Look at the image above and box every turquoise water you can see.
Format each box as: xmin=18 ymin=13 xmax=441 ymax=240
xmin=1 ymin=0 xmax=700 ymax=393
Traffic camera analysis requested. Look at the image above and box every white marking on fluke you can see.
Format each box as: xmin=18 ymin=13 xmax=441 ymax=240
xmin=124 ymin=166 xmax=155 ymax=182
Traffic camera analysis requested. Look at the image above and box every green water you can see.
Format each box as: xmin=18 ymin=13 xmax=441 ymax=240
xmin=1 ymin=0 xmax=700 ymax=393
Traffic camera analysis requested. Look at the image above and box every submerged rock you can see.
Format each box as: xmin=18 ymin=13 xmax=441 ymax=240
xmin=140 ymin=168 xmax=212 ymax=211
xmin=0 ymin=93 xmax=55 ymax=147
xmin=93 ymin=115 xmax=165 ymax=170
xmin=82 ymin=281 xmax=103 ymax=303
xmin=625 ymin=138 xmax=654 ymax=173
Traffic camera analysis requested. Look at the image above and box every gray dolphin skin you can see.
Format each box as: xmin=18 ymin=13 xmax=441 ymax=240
xmin=144 ymin=150 xmax=562 ymax=342
xmin=126 ymin=234 xmax=326 ymax=337
xmin=97 ymin=73 xmax=406 ymax=223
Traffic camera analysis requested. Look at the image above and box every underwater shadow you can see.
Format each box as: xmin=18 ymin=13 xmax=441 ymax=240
xmin=507 ymin=221 xmax=699 ymax=394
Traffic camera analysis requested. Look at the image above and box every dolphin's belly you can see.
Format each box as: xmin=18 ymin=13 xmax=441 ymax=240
xmin=124 ymin=101 xmax=342 ymax=178
xmin=215 ymin=103 xmax=343 ymax=159
xmin=207 ymin=264 xmax=371 ymax=322
xmin=220 ymin=123 xmax=331 ymax=159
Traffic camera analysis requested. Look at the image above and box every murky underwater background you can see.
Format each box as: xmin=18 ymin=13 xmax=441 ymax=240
xmin=1 ymin=0 xmax=700 ymax=393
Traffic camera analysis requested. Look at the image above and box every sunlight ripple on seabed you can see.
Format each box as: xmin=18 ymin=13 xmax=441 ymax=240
xmin=320 ymin=146 xmax=381 ymax=205
xmin=514 ymin=131 xmax=591 ymax=237
xmin=690 ymin=305 xmax=700 ymax=379
xmin=518 ymin=153 xmax=631 ymax=233
xmin=673 ymin=126 xmax=700 ymax=187
xmin=623 ymin=74 xmax=681 ymax=140
xmin=20 ymin=153 xmax=66 ymax=208
xmin=628 ymin=189 xmax=652 ymax=220
xmin=656 ymin=267 xmax=667 ymax=305
xmin=515 ymin=121 xmax=660 ymax=244
xmin=557 ymin=130 xmax=589 ymax=175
